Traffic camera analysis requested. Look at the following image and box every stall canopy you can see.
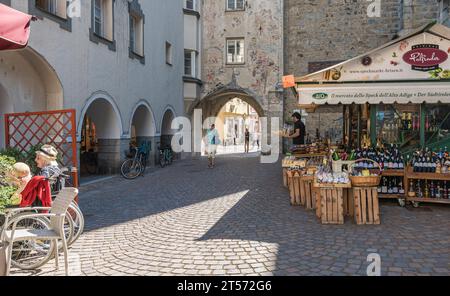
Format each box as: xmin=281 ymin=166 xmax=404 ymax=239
xmin=0 ymin=3 xmax=32 ymax=50
xmin=296 ymin=23 xmax=450 ymax=105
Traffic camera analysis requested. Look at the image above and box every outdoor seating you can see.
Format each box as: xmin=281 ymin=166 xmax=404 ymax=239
xmin=2 ymin=187 xmax=79 ymax=276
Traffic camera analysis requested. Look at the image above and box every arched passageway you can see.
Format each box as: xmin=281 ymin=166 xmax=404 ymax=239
xmin=160 ymin=108 xmax=176 ymax=149
xmin=0 ymin=47 xmax=64 ymax=149
xmin=79 ymin=97 xmax=122 ymax=175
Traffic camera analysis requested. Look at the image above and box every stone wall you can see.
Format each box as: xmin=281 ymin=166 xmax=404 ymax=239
xmin=200 ymin=0 xmax=284 ymax=117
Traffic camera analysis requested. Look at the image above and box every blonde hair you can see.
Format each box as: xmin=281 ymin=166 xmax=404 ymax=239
xmin=13 ymin=162 xmax=31 ymax=177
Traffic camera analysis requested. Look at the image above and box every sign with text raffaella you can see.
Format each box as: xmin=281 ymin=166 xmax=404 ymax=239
xmin=403 ymin=44 xmax=448 ymax=71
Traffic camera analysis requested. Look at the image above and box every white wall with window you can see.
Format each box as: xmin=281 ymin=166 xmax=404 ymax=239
xmin=36 ymin=0 xmax=67 ymax=18
xmin=226 ymin=38 xmax=245 ymax=64
xmin=227 ymin=0 xmax=244 ymax=11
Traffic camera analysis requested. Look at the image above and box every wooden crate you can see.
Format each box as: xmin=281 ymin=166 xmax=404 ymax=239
xmin=343 ymin=188 xmax=354 ymax=217
xmin=319 ymin=188 xmax=345 ymax=224
xmin=353 ymin=187 xmax=380 ymax=225
xmin=301 ymin=176 xmax=316 ymax=210
xmin=283 ymin=168 xmax=288 ymax=188
xmin=287 ymin=171 xmax=302 ymax=206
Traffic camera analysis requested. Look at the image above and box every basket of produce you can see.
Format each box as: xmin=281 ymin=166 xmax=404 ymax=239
xmin=349 ymin=158 xmax=381 ymax=187
xmin=331 ymin=149 xmax=357 ymax=173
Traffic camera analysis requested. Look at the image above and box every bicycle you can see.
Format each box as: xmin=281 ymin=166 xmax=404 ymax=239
xmin=121 ymin=142 xmax=150 ymax=179
xmin=158 ymin=146 xmax=173 ymax=168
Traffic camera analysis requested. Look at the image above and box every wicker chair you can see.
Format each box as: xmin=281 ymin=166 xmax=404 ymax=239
xmin=2 ymin=187 xmax=79 ymax=276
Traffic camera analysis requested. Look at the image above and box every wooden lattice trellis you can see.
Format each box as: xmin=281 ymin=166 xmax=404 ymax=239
xmin=4 ymin=109 xmax=78 ymax=187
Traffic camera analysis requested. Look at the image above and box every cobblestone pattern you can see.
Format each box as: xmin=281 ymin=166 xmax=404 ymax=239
xmin=11 ymin=154 xmax=450 ymax=276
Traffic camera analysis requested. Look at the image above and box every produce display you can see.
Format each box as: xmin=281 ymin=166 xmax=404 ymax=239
xmin=315 ymin=159 xmax=350 ymax=185
xmin=282 ymin=156 xmax=307 ymax=168
xmin=290 ymin=143 xmax=328 ymax=155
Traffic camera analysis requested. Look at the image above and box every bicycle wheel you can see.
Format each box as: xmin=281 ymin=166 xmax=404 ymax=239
xmin=8 ymin=215 xmax=56 ymax=270
xmin=121 ymin=159 xmax=143 ymax=179
xmin=67 ymin=203 xmax=84 ymax=246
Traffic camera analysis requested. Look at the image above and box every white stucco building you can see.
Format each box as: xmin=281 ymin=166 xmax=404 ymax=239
xmin=0 ymin=0 xmax=185 ymax=174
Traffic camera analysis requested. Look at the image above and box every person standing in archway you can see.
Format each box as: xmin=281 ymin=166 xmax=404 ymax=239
xmin=206 ymin=124 xmax=221 ymax=168
xmin=284 ymin=112 xmax=305 ymax=147
xmin=244 ymin=128 xmax=250 ymax=153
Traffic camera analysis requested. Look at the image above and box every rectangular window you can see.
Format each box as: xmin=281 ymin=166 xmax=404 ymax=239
xmin=130 ymin=14 xmax=143 ymax=56
xmin=226 ymin=39 xmax=245 ymax=64
xmin=94 ymin=0 xmax=103 ymax=36
xmin=184 ymin=50 xmax=197 ymax=77
xmin=227 ymin=0 xmax=244 ymax=11
xmin=36 ymin=0 xmax=66 ymax=19
xmin=185 ymin=0 xmax=195 ymax=10
xmin=184 ymin=50 xmax=192 ymax=76
xmin=166 ymin=42 xmax=173 ymax=65
xmin=440 ymin=0 xmax=450 ymax=25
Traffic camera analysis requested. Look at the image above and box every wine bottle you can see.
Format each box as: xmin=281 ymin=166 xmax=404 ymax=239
xmin=382 ymin=177 xmax=388 ymax=194
xmin=392 ymin=177 xmax=399 ymax=194
xmin=399 ymin=179 xmax=405 ymax=194
xmin=387 ymin=178 xmax=393 ymax=194
xmin=424 ymin=181 xmax=429 ymax=198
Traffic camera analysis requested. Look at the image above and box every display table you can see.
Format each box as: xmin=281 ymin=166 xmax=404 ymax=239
xmin=405 ymin=166 xmax=450 ymax=207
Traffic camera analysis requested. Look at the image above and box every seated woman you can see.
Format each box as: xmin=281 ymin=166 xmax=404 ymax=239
xmin=34 ymin=145 xmax=63 ymax=200
xmin=6 ymin=162 xmax=32 ymax=206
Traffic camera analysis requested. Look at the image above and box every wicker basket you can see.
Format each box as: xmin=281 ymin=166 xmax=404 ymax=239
xmin=350 ymin=158 xmax=382 ymax=187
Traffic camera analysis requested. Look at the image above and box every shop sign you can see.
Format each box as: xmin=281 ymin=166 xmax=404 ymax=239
xmin=403 ymin=44 xmax=448 ymax=71
xmin=312 ymin=93 xmax=328 ymax=100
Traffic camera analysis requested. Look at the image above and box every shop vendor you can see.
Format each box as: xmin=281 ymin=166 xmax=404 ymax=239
xmin=284 ymin=112 xmax=306 ymax=146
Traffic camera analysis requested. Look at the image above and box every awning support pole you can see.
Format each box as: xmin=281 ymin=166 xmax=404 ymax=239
xmin=370 ymin=105 xmax=377 ymax=147
xmin=420 ymin=103 xmax=426 ymax=148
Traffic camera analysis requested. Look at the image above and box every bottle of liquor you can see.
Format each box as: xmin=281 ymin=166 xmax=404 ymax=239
xmin=399 ymin=154 xmax=405 ymax=169
xmin=409 ymin=179 xmax=415 ymax=196
xmin=430 ymin=180 xmax=435 ymax=198
xmin=381 ymin=177 xmax=388 ymax=194
xmin=436 ymin=182 xmax=442 ymax=199
xmin=425 ymin=114 xmax=430 ymax=131
xmin=444 ymin=181 xmax=449 ymax=199
xmin=416 ymin=180 xmax=423 ymax=198
xmin=392 ymin=177 xmax=399 ymax=194
xmin=407 ymin=113 xmax=412 ymax=130
xmin=424 ymin=181 xmax=430 ymax=198
xmin=399 ymin=179 xmax=405 ymax=195
xmin=387 ymin=178 xmax=394 ymax=194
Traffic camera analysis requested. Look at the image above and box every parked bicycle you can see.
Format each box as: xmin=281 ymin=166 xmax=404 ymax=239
xmin=159 ymin=145 xmax=173 ymax=168
xmin=121 ymin=141 xmax=150 ymax=179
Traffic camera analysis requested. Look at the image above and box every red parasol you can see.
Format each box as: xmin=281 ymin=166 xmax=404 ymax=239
xmin=0 ymin=3 xmax=33 ymax=50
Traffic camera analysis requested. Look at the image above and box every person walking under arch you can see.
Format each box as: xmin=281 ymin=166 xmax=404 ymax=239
xmin=205 ymin=124 xmax=221 ymax=168
xmin=244 ymin=128 xmax=250 ymax=153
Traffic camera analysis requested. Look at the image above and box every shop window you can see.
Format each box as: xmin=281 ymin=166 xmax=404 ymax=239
xmin=129 ymin=0 xmax=145 ymax=63
xmin=89 ymin=0 xmax=116 ymax=51
xmin=166 ymin=42 xmax=173 ymax=65
xmin=226 ymin=38 xmax=245 ymax=64
xmin=227 ymin=0 xmax=244 ymax=11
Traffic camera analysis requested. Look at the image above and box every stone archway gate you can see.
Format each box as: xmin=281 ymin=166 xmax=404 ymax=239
xmin=4 ymin=109 xmax=79 ymax=188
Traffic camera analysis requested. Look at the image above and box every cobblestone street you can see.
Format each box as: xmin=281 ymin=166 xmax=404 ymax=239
xmin=11 ymin=154 xmax=450 ymax=276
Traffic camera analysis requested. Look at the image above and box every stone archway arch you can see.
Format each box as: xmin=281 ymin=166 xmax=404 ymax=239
xmin=129 ymin=100 xmax=157 ymax=138
xmin=77 ymin=91 xmax=123 ymax=141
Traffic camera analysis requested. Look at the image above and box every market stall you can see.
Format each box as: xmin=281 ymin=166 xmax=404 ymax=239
xmin=283 ymin=23 xmax=450 ymax=224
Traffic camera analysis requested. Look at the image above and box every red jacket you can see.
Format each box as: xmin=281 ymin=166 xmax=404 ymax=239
xmin=20 ymin=176 xmax=52 ymax=208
